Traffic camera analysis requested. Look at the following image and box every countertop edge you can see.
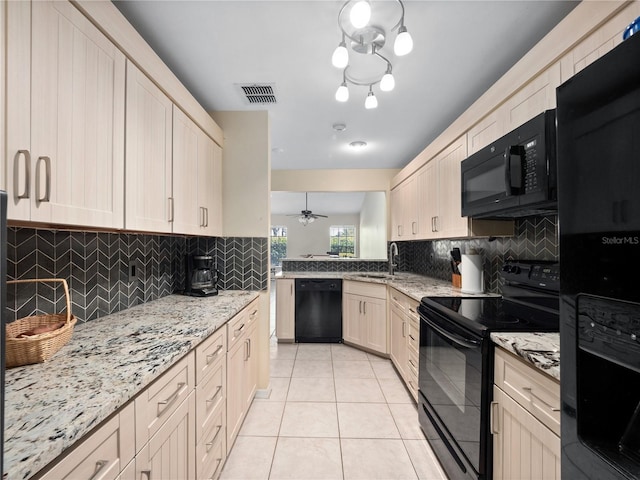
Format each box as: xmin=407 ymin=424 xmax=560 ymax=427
xmin=491 ymin=332 xmax=560 ymax=381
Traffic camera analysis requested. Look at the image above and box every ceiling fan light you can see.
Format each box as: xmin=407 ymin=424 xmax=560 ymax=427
xmin=365 ymin=90 xmax=378 ymax=109
xmin=335 ymin=83 xmax=349 ymax=102
xmin=394 ymin=25 xmax=413 ymax=56
xmin=380 ymin=72 xmax=395 ymax=92
xmin=332 ymin=41 xmax=349 ymax=68
xmin=350 ymin=0 xmax=371 ymax=29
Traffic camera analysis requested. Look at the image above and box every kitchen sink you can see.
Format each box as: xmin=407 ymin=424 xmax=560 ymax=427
xmin=352 ymin=273 xmax=394 ymax=280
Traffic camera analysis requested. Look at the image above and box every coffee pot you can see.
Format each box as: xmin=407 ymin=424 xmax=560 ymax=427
xmin=185 ymin=255 xmax=219 ymax=296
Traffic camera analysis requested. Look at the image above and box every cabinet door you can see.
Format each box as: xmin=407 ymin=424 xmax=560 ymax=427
xmin=39 ymin=403 xmax=135 ymax=480
xmin=275 ymin=279 xmax=295 ymax=341
xmin=136 ymin=392 xmax=196 ymax=480
xmin=342 ymin=293 xmax=363 ymax=345
xmin=244 ymin=321 xmax=259 ymax=408
xmin=172 ymin=105 xmax=201 ymax=235
xmin=466 ymin=105 xmax=507 ymax=156
xmin=198 ymin=131 xmax=222 ymax=237
xmin=226 ymin=336 xmax=245 ymax=453
xmin=492 ymin=387 xmax=561 ymax=480
xmin=435 ymin=136 xmax=469 ymax=239
xmin=18 ymin=0 xmax=126 ymax=227
xmin=403 ymin=176 xmax=418 ymax=239
xmin=362 ymin=296 xmax=387 ymax=354
xmin=389 ymin=303 xmax=407 ymax=381
xmin=389 ymin=187 xmax=403 ymax=241
xmin=416 ymin=160 xmax=438 ymax=239
xmin=125 ymin=60 xmax=173 ymax=233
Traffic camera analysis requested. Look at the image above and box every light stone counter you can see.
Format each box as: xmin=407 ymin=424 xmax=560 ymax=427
xmin=277 ymin=271 xmax=499 ymax=302
xmin=491 ymin=332 xmax=560 ymax=381
xmin=4 ymin=290 xmax=259 ymax=480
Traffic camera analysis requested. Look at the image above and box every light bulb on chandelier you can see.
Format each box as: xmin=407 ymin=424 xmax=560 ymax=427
xmin=332 ymin=0 xmax=411 ymax=108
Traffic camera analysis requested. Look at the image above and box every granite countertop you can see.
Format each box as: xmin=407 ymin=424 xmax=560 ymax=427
xmin=491 ymin=332 xmax=560 ymax=381
xmin=277 ymin=271 xmax=499 ymax=303
xmin=4 ymin=290 xmax=259 ymax=480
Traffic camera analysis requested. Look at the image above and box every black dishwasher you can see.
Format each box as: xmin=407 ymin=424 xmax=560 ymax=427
xmin=295 ymin=279 xmax=343 ymax=343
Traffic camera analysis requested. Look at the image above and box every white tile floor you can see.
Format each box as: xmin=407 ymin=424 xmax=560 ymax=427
xmin=220 ymin=341 xmax=447 ymax=480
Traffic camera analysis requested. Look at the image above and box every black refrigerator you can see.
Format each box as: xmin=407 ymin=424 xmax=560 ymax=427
xmin=0 ymin=191 xmax=6 ymax=477
xmin=557 ymin=31 xmax=640 ymax=479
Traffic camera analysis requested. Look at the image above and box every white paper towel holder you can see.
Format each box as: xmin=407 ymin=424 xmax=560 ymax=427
xmin=460 ymin=248 xmax=484 ymax=294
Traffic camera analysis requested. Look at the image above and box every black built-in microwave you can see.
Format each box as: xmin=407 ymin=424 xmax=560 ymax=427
xmin=461 ymin=109 xmax=557 ymax=219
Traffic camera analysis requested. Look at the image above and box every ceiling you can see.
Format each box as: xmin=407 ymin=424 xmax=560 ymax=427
xmin=113 ymin=0 xmax=578 ymax=175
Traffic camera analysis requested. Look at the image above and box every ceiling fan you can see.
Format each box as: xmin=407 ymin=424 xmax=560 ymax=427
xmin=287 ymin=192 xmax=328 ymax=226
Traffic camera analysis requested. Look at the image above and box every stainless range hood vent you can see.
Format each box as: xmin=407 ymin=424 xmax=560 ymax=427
xmin=237 ymin=84 xmax=277 ymax=105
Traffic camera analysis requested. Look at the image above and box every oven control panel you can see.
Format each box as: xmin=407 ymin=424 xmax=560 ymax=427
xmin=501 ymin=261 xmax=560 ymax=292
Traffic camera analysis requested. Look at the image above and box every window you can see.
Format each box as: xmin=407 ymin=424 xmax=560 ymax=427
xmin=329 ymin=225 xmax=356 ymax=257
xmin=270 ymin=226 xmax=287 ymax=266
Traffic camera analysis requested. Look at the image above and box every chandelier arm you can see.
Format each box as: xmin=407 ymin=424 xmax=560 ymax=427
xmin=373 ymin=51 xmax=392 ymax=71
xmin=394 ymin=0 xmax=406 ymax=31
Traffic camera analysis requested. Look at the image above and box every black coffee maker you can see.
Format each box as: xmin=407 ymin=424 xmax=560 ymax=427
xmin=185 ymin=255 xmax=219 ymax=296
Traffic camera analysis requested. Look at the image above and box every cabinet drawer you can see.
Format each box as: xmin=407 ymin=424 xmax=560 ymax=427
xmin=494 ymin=347 xmax=560 ymax=436
xmin=407 ymin=348 xmax=419 ymax=379
xmin=197 ymin=407 xmax=226 ymax=480
xmin=196 ymin=357 xmax=226 ymax=443
xmin=227 ymin=308 xmax=249 ymax=350
xmin=196 ymin=327 xmax=226 ymax=385
xmin=344 ymin=280 xmax=387 ymax=299
xmin=135 ymin=353 xmax=195 ymax=451
xmin=246 ymin=298 xmax=260 ymax=328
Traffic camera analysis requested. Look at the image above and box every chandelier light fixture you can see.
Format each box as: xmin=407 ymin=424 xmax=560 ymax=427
xmin=332 ymin=0 xmax=413 ymax=109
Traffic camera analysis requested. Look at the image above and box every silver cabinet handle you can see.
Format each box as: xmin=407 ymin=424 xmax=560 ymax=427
xmin=244 ymin=338 xmax=249 ymax=361
xmin=206 ymin=345 xmax=224 ymax=364
xmin=409 ymin=359 xmax=417 ymax=368
xmin=248 ymin=338 xmax=251 ymax=358
xmin=412 ymin=221 xmax=417 ymax=234
xmin=205 ymin=207 xmax=209 ymax=227
xmin=290 ymin=283 xmax=293 ymax=295
xmin=402 ymin=321 xmax=406 ymax=338
xmin=206 ymin=425 xmax=223 ymax=451
xmin=15 ymin=150 xmax=31 ymax=199
xmin=363 ymin=301 xmax=366 ymax=315
xmin=168 ymin=197 xmax=174 ymax=222
xmin=250 ymin=309 xmax=258 ymax=319
xmin=359 ymin=300 xmax=362 ymax=314
xmin=88 ymin=460 xmax=110 ymax=480
xmin=235 ymin=323 xmax=246 ymax=336
xmin=490 ymin=401 xmax=499 ymax=435
xmin=157 ymin=382 xmax=186 ymax=415
xmin=409 ymin=334 xmax=416 ymax=342
xmin=206 ymin=385 xmax=223 ymax=406
xmin=200 ymin=206 xmax=206 ymax=227
xmin=141 ymin=470 xmax=151 ymax=480
xmin=36 ymin=156 xmax=51 ymax=203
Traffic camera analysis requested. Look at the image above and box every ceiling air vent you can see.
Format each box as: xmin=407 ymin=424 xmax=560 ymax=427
xmin=237 ymin=84 xmax=277 ymax=105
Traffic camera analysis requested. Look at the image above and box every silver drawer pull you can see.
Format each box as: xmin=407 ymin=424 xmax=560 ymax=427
xmin=402 ymin=322 xmax=407 ymax=338
xmin=234 ymin=323 xmax=246 ymax=335
xmin=36 ymin=155 xmax=51 ymax=203
xmin=206 ymin=385 xmax=223 ymax=406
xmin=141 ymin=470 xmax=151 ymax=480
xmin=551 ymin=407 xmax=561 ymax=412
xmin=409 ymin=359 xmax=417 ymax=368
xmin=409 ymin=334 xmax=415 ymax=341
xmin=250 ymin=309 xmax=258 ymax=318
xmin=88 ymin=460 xmax=110 ymax=480
xmin=157 ymin=382 xmax=186 ymax=415
xmin=490 ymin=401 xmax=499 ymax=434
xmin=206 ymin=345 xmax=224 ymax=364
xmin=206 ymin=425 xmax=223 ymax=451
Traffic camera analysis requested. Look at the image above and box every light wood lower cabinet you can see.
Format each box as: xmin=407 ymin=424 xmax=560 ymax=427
xmin=492 ymin=347 xmax=561 ymax=480
xmin=342 ymin=281 xmax=387 ymax=355
xmin=135 ymin=391 xmax=197 ymax=480
xmin=388 ymin=288 xmax=419 ymax=401
xmin=275 ymin=278 xmax=295 ymax=341
xmin=38 ymin=403 xmax=135 ymax=480
xmin=226 ymin=298 xmax=260 ymax=453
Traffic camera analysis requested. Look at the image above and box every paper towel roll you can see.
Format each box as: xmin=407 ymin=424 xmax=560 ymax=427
xmin=460 ymin=254 xmax=483 ymax=294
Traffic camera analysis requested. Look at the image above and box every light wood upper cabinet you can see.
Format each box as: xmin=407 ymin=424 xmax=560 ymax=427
xmin=390 ymin=176 xmax=418 ymax=241
xmin=173 ymin=106 xmax=222 ymax=236
xmin=7 ymin=0 xmax=125 ymax=228
xmin=125 ymin=60 xmax=173 ymax=233
xmin=467 ymin=106 xmax=507 ymax=156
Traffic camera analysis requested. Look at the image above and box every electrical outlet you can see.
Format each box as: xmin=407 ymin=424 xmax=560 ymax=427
xmin=128 ymin=260 xmax=140 ymax=282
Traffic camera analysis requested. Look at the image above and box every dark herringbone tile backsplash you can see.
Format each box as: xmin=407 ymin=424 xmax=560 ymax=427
xmin=7 ymin=228 xmax=268 ymax=324
xmin=395 ymin=215 xmax=558 ymax=293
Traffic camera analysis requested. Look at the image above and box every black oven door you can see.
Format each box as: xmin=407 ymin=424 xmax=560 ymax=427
xmin=418 ymin=305 xmax=491 ymax=480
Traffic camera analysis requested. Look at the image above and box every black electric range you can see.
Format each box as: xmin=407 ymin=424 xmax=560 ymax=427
xmin=417 ymin=260 xmax=560 ymax=480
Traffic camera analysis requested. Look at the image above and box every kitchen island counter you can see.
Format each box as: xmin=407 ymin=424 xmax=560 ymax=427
xmin=491 ymin=332 xmax=560 ymax=380
xmin=4 ymin=290 xmax=259 ymax=480
xmin=277 ymin=271 xmax=499 ymax=302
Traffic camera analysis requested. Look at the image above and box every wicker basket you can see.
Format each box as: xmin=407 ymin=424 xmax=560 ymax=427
xmin=6 ymin=278 xmax=77 ymax=368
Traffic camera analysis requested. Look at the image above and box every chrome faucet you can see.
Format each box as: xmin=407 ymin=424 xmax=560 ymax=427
xmin=388 ymin=242 xmax=399 ymax=275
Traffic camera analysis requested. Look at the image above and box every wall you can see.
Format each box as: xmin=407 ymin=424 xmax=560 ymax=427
xmin=395 ymin=215 xmax=558 ymax=293
xmin=271 ymin=169 xmax=398 ymax=192
xmin=271 ymin=213 xmax=360 ymax=258
xmin=359 ymin=192 xmax=387 ymax=259
xmin=7 ymin=227 xmax=268 ymax=324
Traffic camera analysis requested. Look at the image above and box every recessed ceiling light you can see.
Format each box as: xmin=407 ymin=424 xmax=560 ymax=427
xmin=333 ymin=123 xmax=347 ymax=132
xmin=349 ymin=141 xmax=367 ymax=150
